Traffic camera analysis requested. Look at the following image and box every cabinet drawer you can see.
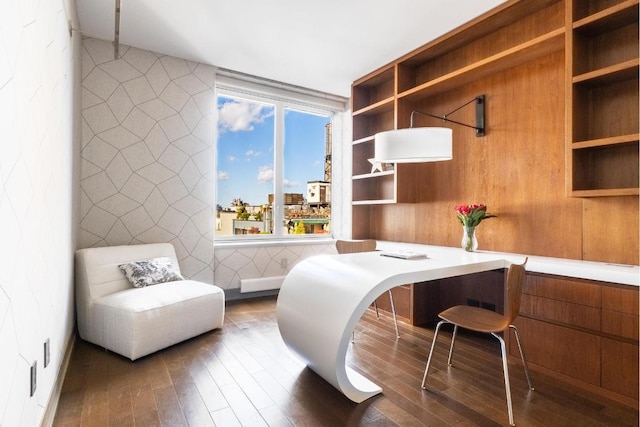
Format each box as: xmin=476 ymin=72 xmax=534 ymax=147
xmin=513 ymin=317 xmax=601 ymax=386
xmin=601 ymin=338 xmax=639 ymax=400
xmin=523 ymin=274 xmax=601 ymax=307
xmin=602 ymin=285 xmax=639 ymax=315
xmin=520 ymin=294 xmax=601 ymax=331
xmin=602 ymin=310 xmax=639 ymax=341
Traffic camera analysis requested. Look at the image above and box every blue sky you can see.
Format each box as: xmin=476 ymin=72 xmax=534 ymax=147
xmin=216 ymin=96 xmax=330 ymax=208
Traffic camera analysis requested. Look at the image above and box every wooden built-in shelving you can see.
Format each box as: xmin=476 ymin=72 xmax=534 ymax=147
xmin=351 ymin=0 xmax=569 ymax=205
xmin=398 ymin=29 xmax=565 ymax=102
xmin=566 ymin=0 xmax=639 ymax=197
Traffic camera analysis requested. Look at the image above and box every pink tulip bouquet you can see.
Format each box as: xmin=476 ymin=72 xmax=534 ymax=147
xmin=454 ymin=203 xmax=496 ymax=227
xmin=455 ymin=203 xmax=496 ymax=251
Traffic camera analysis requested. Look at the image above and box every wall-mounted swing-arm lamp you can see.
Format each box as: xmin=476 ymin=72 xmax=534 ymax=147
xmin=373 ymin=95 xmax=486 ymax=163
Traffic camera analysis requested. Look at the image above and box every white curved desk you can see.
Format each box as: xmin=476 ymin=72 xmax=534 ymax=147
xmin=276 ymin=247 xmax=507 ymax=403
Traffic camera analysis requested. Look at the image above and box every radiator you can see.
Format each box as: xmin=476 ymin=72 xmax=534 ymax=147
xmin=240 ymin=276 xmax=286 ymax=293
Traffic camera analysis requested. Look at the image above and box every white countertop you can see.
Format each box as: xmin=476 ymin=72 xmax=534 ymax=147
xmin=376 ymin=241 xmax=640 ymax=287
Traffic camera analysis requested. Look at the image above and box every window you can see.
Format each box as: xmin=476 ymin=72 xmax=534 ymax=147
xmin=215 ymin=88 xmax=333 ymax=239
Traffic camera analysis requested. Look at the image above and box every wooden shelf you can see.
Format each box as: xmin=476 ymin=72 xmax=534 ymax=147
xmin=352 ymin=170 xmax=394 ymax=180
xmin=573 ymin=59 xmax=639 ymax=86
xmin=398 ymin=29 xmax=564 ymax=102
xmin=352 ymin=97 xmax=394 ymax=117
xmin=573 ymin=0 xmax=639 ymax=33
xmin=352 ymin=105 xmax=394 ymax=141
xmin=570 ymin=141 xmax=639 ymax=194
xmin=352 ymin=135 xmax=374 ymax=145
xmin=570 ymin=188 xmax=640 ymax=198
xmin=352 ymin=65 xmax=395 ymax=112
xmin=572 ymin=134 xmax=639 ymax=150
xmin=352 ymin=199 xmax=396 ymax=206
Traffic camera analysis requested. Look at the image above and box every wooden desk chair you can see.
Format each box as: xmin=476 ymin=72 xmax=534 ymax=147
xmin=421 ymin=258 xmax=533 ymax=426
xmin=336 ymin=239 xmax=400 ymax=339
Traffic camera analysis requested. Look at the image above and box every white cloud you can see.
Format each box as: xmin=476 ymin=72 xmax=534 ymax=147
xmin=217 ymin=171 xmax=229 ymax=180
xmin=245 ymin=149 xmax=262 ymax=158
xmin=257 ymin=166 xmax=273 ymax=183
xmin=227 ymin=156 xmax=236 ymax=161
xmin=284 ymin=178 xmax=300 ymax=187
xmin=217 ymin=99 xmax=272 ymax=133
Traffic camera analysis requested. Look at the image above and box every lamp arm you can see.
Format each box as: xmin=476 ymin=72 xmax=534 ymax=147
xmin=410 ymin=110 xmax=479 ymax=131
xmin=409 ymin=95 xmax=485 ymax=136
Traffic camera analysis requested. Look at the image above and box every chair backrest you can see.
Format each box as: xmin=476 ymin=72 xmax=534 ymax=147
xmin=505 ymin=257 xmax=528 ymax=323
xmin=336 ymin=239 xmax=377 ymax=254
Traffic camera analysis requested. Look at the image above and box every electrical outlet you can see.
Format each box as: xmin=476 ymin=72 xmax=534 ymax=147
xmin=481 ymin=302 xmax=496 ymax=312
xmin=466 ymin=298 xmax=480 ymax=307
xmin=30 ymin=361 xmax=37 ymax=397
xmin=44 ymin=338 xmax=50 ymax=368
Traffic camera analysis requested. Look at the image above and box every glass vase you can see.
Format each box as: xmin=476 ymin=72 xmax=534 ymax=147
xmin=461 ymin=225 xmax=478 ymax=252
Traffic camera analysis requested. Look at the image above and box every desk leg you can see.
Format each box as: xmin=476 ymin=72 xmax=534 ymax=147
xmin=276 ymin=257 xmax=384 ymax=403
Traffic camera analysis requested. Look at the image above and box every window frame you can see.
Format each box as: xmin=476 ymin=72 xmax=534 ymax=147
xmin=214 ymin=82 xmax=340 ymax=241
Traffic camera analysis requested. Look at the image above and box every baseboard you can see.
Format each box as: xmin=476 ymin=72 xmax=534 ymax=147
xmin=40 ymin=332 xmax=76 ymax=427
xmin=225 ymin=288 xmax=279 ymax=301
xmin=240 ymin=275 xmax=286 ymax=293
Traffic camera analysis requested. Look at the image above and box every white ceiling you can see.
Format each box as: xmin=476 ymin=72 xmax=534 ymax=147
xmin=75 ymin=0 xmax=506 ymax=98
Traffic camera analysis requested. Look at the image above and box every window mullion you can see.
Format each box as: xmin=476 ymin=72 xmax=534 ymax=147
xmin=273 ymin=103 xmax=285 ymax=238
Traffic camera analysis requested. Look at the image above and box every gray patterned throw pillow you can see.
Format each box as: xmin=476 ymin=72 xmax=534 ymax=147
xmin=118 ymin=257 xmax=184 ymax=288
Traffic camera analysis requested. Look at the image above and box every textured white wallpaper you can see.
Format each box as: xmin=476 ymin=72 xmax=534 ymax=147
xmin=79 ymin=37 xmax=349 ymax=290
xmin=0 ymin=0 xmax=80 ymax=425
xmin=79 ymin=37 xmax=218 ymax=283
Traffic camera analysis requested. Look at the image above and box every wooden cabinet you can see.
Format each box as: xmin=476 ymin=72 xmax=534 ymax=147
xmin=514 ymin=273 xmax=639 ymax=404
xmin=566 ymin=0 xmax=640 ymax=196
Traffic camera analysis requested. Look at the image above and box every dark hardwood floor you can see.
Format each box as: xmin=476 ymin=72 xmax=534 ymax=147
xmin=53 ymin=296 xmax=638 ymax=426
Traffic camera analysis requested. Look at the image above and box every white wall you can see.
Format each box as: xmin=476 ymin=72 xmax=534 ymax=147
xmin=0 ymin=0 xmax=80 ymax=425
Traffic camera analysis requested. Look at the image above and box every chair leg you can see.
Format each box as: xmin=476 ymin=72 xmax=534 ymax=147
xmin=492 ymin=332 xmax=515 ymax=426
xmin=447 ymin=325 xmax=459 ymax=366
xmin=373 ymin=300 xmax=380 ymax=319
xmin=421 ymin=320 xmax=446 ymax=389
xmin=388 ymin=290 xmax=400 ymax=339
xmin=510 ymin=325 xmax=534 ymax=390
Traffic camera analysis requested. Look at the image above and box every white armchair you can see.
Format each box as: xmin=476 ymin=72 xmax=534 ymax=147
xmin=75 ymin=243 xmax=224 ymax=360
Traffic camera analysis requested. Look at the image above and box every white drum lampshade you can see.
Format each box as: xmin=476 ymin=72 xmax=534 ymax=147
xmin=374 ymin=127 xmax=453 ymax=163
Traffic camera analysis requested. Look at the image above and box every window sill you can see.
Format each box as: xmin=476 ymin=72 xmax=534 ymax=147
xmin=214 ymin=237 xmax=335 ymax=249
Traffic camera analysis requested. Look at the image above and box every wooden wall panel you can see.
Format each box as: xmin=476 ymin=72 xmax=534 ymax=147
xmin=369 ymin=52 xmax=589 ymax=259
xmin=582 ymin=196 xmax=639 ymax=265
